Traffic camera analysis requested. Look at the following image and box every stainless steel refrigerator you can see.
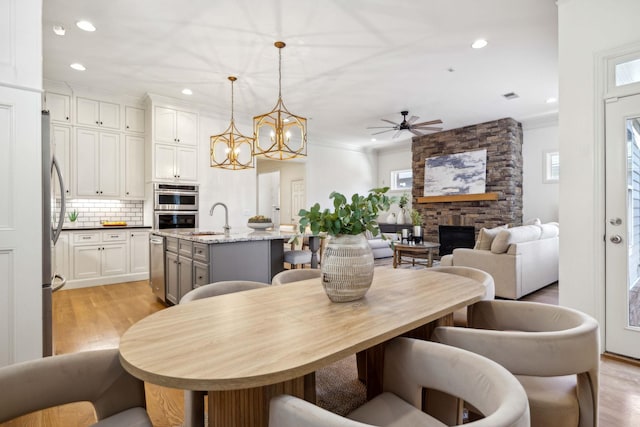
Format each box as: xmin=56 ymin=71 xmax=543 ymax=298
xmin=42 ymin=111 xmax=66 ymax=357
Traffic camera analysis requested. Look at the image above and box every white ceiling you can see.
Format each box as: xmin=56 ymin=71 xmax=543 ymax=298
xmin=43 ymin=0 xmax=559 ymax=150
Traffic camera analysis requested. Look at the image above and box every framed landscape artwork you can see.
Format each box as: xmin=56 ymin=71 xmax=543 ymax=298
xmin=423 ymin=149 xmax=487 ymax=196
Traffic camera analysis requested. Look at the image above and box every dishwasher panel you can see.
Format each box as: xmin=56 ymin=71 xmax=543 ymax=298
xmin=149 ymin=235 xmax=166 ymax=303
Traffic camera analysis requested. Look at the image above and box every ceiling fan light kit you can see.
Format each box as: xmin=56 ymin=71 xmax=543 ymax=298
xmin=253 ymin=41 xmax=307 ymax=160
xmin=210 ymin=76 xmax=256 ymax=170
xmin=367 ymin=110 xmax=443 ymax=139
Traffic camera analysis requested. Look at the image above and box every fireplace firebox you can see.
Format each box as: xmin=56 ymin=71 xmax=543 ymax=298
xmin=438 ymin=225 xmax=476 ymax=256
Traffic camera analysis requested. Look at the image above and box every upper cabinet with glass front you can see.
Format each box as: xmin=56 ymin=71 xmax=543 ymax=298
xmin=76 ymin=97 xmax=120 ymax=130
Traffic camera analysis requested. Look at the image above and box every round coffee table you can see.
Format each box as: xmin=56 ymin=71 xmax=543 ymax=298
xmin=393 ymin=242 xmax=440 ymax=268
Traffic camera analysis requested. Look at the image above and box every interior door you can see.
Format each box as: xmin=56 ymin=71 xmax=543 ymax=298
xmin=605 ymin=93 xmax=640 ymax=358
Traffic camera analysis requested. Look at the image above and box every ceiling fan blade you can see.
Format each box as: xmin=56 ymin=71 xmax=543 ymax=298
xmin=412 ymin=119 xmax=443 ymax=127
xmin=366 ymin=126 xmax=395 ymax=129
xmin=407 ymin=115 xmax=419 ymax=124
xmin=392 ymin=130 xmax=403 ymax=139
xmin=409 ymin=129 xmax=424 ymax=137
xmin=413 ymin=126 xmax=443 ymax=131
xmin=381 ymin=119 xmax=400 ymax=126
xmin=371 ymin=129 xmax=395 ymax=135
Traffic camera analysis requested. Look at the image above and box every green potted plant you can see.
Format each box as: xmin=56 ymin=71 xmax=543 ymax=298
xmin=397 ymin=192 xmax=409 ymax=224
xmin=296 ymin=187 xmax=393 ymax=302
xmin=68 ymin=209 xmax=79 ymax=227
xmin=410 ymin=208 xmax=423 ymax=238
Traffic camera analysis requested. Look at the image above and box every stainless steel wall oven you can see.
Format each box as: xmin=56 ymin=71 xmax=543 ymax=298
xmin=153 ymin=183 xmax=199 ymax=229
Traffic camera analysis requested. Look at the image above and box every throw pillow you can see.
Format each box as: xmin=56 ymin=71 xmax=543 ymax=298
xmin=474 ymin=225 xmax=508 ymax=250
xmin=490 ymin=225 xmax=543 ymax=254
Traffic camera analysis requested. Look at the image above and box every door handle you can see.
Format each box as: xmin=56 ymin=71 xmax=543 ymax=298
xmin=610 ymin=235 xmax=623 ymax=244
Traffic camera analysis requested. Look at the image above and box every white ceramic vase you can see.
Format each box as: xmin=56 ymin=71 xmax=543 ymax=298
xmin=320 ymin=233 xmax=375 ymax=302
xmin=396 ymin=209 xmax=406 ymax=224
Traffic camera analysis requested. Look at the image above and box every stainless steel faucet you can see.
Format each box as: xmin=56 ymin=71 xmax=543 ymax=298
xmin=209 ymin=202 xmax=230 ymax=237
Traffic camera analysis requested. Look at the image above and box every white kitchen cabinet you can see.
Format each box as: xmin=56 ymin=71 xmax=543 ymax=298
xmin=76 ymin=97 xmax=120 ymax=130
xmin=153 ymin=143 xmax=197 ymax=182
xmin=46 ymin=92 xmax=71 ymax=123
xmin=154 ymin=106 xmax=197 ymax=146
xmin=53 ymin=232 xmax=70 ymax=283
xmin=52 ymin=125 xmax=72 ymax=199
xmin=66 ymin=229 xmax=149 ymax=288
xmin=130 ymin=231 xmax=149 ymax=274
xmin=123 ymin=135 xmax=145 ymax=198
xmin=125 ymin=106 xmax=145 ymax=133
xmin=69 ymin=231 xmax=128 ymax=280
xmin=75 ymin=128 xmax=120 ymax=197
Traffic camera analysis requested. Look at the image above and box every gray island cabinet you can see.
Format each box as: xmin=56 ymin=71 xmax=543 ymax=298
xmin=155 ymin=230 xmax=286 ymax=304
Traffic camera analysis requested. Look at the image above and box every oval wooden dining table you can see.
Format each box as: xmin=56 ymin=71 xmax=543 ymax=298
xmin=119 ymin=267 xmax=485 ymax=427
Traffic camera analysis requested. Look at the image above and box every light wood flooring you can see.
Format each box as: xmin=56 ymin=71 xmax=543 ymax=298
xmin=2 ymin=277 xmax=640 ymax=426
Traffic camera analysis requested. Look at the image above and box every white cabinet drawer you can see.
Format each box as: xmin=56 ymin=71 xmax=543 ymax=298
xmin=102 ymin=231 xmax=127 ymax=242
xmin=74 ymin=232 xmax=100 ymax=244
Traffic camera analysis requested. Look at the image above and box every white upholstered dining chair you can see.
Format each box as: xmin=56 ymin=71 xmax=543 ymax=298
xmin=0 ymin=348 xmax=152 ymax=426
xmin=428 ymin=266 xmax=495 ymax=326
xmin=269 ymin=337 xmax=530 ymax=427
xmin=179 ymin=280 xmax=269 ymax=427
xmin=271 ymin=268 xmax=321 ymax=285
xmin=433 ymin=300 xmax=599 ymax=427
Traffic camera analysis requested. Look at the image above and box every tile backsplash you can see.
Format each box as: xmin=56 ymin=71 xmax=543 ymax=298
xmin=58 ymin=199 xmax=144 ymax=227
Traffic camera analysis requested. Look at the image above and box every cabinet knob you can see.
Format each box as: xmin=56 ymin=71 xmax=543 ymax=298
xmin=95 ymin=121 xmax=99 ymax=124
xmin=126 ymin=125 xmax=130 ymax=129
xmin=65 ymin=116 xmax=69 ymax=121
xmin=100 ymin=121 xmax=103 ymax=125
xmin=126 ymin=191 xmax=130 ymax=195
xmin=96 ymin=191 xmax=99 ymax=194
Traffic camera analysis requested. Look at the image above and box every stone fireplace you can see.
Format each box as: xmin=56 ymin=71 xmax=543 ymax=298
xmin=411 ymin=117 xmax=523 ymax=248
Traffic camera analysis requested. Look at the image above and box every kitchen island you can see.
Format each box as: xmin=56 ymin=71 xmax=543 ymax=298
xmin=151 ymin=229 xmax=316 ymax=304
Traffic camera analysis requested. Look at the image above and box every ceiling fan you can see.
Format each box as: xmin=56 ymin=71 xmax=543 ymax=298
xmin=368 ymin=110 xmax=443 ymax=138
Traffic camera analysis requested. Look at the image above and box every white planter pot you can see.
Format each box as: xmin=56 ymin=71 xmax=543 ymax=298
xmin=321 ymin=233 xmax=374 ymax=302
xmin=396 ymin=209 xmax=405 ymax=224
xmin=413 ymin=225 xmax=422 ymax=237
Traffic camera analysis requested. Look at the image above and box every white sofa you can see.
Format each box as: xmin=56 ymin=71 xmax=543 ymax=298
xmin=366 ymin=231 xmax=396 ymax=259
xmin=440 ymin=223 xmax=559 ymax=299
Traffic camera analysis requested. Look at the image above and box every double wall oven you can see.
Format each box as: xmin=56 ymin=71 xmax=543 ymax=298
xmin=153 ymin=183 xmax=199 ymax=229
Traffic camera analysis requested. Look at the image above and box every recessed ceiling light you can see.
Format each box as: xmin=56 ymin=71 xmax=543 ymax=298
xmin=70 ymin=63 xmax=86 ymax=71
xmin=471 ymin=39 xmax=488 ymax=49
xmin=181 ymin=88 xmax=193 ymax=95
xmin=371 ymin=138 xmax=377 ymax=142
xmin=546 ymin=97 xmax=558 ymax=104
xmin=53 ymin=25 xmax=65 ymax=36
xmin=76 ymin=20 xmax=96 ymax=32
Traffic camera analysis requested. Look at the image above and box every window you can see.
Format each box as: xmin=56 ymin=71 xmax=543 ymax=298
xmin=390 ymin=169 xmax=412 ymax=190
xmin=615 ymin=57 xmax=640 ymax=87
xmin=543 ymin=151 xmax=559 ymax=183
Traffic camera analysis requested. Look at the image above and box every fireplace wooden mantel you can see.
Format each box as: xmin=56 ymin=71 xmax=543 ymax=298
xmin=417 ymin=192 xmax=499 ymax=204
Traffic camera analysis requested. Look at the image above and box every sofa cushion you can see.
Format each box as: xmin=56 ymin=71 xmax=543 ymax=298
xmin=491 ymin=225 xmax=542 ymax=254
xmin=474 ymin=225 xmax=508 ymax=250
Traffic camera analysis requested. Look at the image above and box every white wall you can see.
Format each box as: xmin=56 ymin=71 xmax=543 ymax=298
xmin=558 ymin=0 xmax=640 ymax=320
xmin=257 ymin=159 xmax=305 ymax=224
xmin=522 ymin=120 xmax=559 ymax=223
xmin=197 ymin=113 xmax=257 ymax=232
xmin=305 ymin=143 xmax=377 ymax=209
xmin=376 ymin=142 xmax=413 ymax=218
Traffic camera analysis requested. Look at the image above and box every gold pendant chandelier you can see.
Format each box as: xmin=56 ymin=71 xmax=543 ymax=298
xmin=210 ymin=76 xmax=255 ymax=170
xmin=253 ymin=41 xmax=307 ymax=160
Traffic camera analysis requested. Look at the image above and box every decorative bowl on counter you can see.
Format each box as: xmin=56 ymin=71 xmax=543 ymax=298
xmin=247 ymin=222 xmax=273 ymax=230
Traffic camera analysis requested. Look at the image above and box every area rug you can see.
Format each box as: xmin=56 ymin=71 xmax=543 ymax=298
xmin=316 ymin=355 xmax=366 ymax=416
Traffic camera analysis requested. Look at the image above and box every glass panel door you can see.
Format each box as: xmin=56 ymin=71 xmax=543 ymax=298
xmin=605 ymin=93 xmax=640 ymax=358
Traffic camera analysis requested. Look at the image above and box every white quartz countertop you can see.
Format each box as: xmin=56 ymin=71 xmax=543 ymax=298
xmin=151 ymin=228 xmax=297 ymax=244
